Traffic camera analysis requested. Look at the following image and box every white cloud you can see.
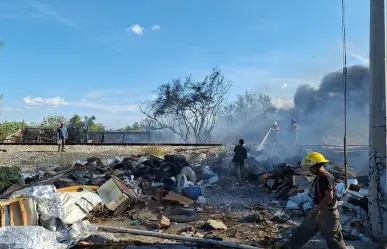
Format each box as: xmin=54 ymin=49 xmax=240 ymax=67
xmin=23 ymin=96 xmax=68 ymax=108
xmin=127 ymin=24 xmax=144 ymax=36
xmin=22 ymin=96 xmax=138 ymax=113
xmin=70 ymin=99 xmax=138 ymax=114
xmin=152 ymin=24 xmax=160 ymax=31
xmin=280 ymin=83 xmax=288 ymax=89
xmin=271 ymin=97 xmax=294 ymax=109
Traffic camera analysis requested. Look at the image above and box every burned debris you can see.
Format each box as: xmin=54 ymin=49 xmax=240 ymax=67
xmin=0 ymin=145 xmax=376 ymax=248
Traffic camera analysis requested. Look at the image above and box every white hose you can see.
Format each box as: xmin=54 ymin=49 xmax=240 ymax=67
xmin=96 ymin=225 xmax=262 ymax=249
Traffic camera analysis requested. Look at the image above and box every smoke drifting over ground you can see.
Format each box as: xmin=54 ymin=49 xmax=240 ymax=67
xmin=289 ymin=65 xmax=369 ymax=145
xmin=214 ymin=65 xmax=370 ymax=147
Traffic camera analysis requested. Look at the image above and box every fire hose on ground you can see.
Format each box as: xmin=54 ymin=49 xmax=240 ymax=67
xmin=96 ymin=225 xmax=263 ymax=249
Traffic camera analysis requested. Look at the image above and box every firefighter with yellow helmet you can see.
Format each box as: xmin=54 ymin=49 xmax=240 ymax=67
xmin=280 ymin=152 xmax=346 ymax=249
xmin=270 ymin=121 xmax=279 ymax=133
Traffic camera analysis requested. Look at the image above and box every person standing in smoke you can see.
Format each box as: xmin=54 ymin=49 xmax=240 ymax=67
xmin=279 ymin=152 xmax=346 ymax=249
xmin=269 ymin=121 xmax=280 ymax=147
xmin=288 ymin=118 xmax=299 ymax=147
xmin=232 ymin=139 xmax=247 ymax=185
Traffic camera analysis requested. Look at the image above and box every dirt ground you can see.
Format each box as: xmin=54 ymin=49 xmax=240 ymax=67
xmin=0 ymin=145 xmax=376 ymax=248
xmin=86 ymin=183 xmax=376 ymax=249
xmin=0 ymin=145 xmax=220 ymax=170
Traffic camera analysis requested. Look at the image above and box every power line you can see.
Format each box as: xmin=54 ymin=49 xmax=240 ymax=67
xmin=341 ymin=0 xmax=348 ymax=189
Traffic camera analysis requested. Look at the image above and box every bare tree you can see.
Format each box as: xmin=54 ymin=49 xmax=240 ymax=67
xmin=139 ymin=68 xmax=232 ymax=143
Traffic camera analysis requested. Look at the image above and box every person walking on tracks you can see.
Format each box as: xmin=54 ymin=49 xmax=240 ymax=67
xmin=232 ymin=139 xmax=247 ymax=185
xmin=280 ymin=152 xmax=346 ymax=249
xmin=57 ymin=123 xmax=68 ymax=152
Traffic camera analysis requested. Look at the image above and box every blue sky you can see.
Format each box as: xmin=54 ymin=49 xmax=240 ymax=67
xmin=0 ymin=0 xmax=370 ymax=128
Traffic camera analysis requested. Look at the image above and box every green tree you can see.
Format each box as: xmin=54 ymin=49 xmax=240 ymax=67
xmin=132 ymin=122 xmax=141 ymax=131
xmin=84 ymin=115 xmax=96 ymax=125
xmin=82 ymin=115 xmax=104 ymax=132
xmin=222 ymin=91 xmax=277 ymax=125
xmin=68 ymin=114 xmax=82 ymax=128
xmin=88 ymin=123 xmax=105 ymax=132
xmin=118 ymin=122 xmax=142 ymax=132
xmin=40 ymin=115 xmax=66 ymax=129
xmin=139 ymin=68 xmax=231 ymax=143
xmin=0 ymin=121 xmax=23 ymax=140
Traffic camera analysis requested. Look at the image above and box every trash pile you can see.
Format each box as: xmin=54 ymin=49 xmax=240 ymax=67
xmin=0 ymin=153 xmax=222 ymax=248
xmin=0 ymin=145 xmax=376 ymax=248
xmin=260 ymin=161 xmax=372 ymax=242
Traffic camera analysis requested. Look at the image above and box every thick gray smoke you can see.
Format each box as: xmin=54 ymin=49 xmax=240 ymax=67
xmin=287 ymin=65 xmax=369 ymax=145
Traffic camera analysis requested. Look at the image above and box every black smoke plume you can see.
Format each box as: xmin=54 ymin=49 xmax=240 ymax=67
xmin=287 ymin=65 xmax=369 ymax=145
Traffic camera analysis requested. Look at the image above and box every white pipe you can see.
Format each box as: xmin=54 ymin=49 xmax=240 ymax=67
xmin=96 ymin=225 xmax=263 ymax=249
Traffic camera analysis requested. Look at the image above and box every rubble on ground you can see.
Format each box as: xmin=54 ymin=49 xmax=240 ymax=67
xmin=0 ymin=145 xmax=375 ymax=248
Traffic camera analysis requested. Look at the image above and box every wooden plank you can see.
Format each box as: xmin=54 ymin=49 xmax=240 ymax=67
xmin=0 ymin=206 xmax=5 ymax=227
xmin=19 ymin=200 xmax=27 ymax=226
xmin=163 ymin=191 xmax=194 ymax=206
xmin=9 ymin=203 xmax=14 ymax=226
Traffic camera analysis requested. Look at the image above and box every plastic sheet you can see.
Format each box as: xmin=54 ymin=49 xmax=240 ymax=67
xmin=58 ymin=220 xmax=99 ymax=248
xmin=285 ymin=200 xmax=299 ymax=209
xmin=9 ymin=185 xmax=102 ymax=231
xmin=196 ymin=196 xmax=206 ymax=204
xmin=289 ymin=190 xmax=312 ymax=205
xmin=0 ymin=226 xmax=66 ymax=249
xmin=10 ymin=185 xmax=63 ymax=230
xmin=335 ymin=183 xmax=346 ymax=198
xmin=10 ymin=185 xmax=57 ymax=200
xmin=302 ymin=201 xmax=313 ymax=211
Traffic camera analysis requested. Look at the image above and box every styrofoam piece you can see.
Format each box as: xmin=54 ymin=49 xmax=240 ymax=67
xmin=348 ymin=178 xmax=358 ymax=185
xmin=97 ymin=176 xmax=137 ymax=211
xmin=286 ymin=200 xmax=299 ymax=209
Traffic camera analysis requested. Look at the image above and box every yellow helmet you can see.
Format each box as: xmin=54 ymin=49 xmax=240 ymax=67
xmin=300 ymin=152 xmax=329 ymax=167
xmin=273 ymin=121 xmax=278 ymax=126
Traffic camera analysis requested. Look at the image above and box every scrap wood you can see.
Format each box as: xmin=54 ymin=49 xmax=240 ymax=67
xmin=206 ymin=219 xmax=228 ymax=230
xmin=57 ymin=185 xmax=99 ymax=192
xmin=164 ymin=191 xmax=194 ymax=206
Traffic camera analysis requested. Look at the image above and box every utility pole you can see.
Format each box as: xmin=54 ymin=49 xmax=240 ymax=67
xmin=369 ymin=0 xmax=387 ymax=241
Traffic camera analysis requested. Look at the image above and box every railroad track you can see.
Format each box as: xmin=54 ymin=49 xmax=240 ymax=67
xmin=0 ymin=143 xmax=223 ymax=146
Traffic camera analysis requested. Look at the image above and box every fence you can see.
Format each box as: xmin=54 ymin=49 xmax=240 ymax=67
xmin=2 ymin=127 xmax=174 ymax=144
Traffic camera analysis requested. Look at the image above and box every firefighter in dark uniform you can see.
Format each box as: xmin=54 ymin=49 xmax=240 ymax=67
xmin=288 ymin=118 xmax=299 ymax=147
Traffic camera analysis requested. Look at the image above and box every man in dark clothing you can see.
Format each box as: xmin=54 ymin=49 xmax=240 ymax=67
xmin=57 ymin=123 xmax=68 ymax=152
xmin=281 ymin=152 xmax=346 ymax=249
xmin=232 ymin=139 xmax=247 ymax=185
xmin=288 ymin=118 xmax=299 ymax=147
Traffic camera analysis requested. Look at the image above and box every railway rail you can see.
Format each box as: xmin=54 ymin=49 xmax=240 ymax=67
xmin=0 ymin=142 xmax=223 ymax=146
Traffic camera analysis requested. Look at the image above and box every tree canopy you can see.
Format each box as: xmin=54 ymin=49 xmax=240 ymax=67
xmin=140 ymin=68 xmax=232 ymax=143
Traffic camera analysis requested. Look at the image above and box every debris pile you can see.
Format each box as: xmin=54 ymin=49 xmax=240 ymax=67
xmin=0 ymin=153 xmax=223 ymax=248
xmin=260 ymin=160 xmax=372 ymax=241
xmin=0 ymin=145 xmax=376 ymax=248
